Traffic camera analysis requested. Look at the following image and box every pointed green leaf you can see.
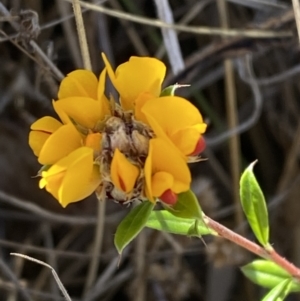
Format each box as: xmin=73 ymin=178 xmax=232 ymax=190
xmin=160 ymin=84 xmax=189 ymax=97
xmin=241 ymin=260 xmax=300 ymax=292
xmin=114 ymin=201 xmax=155 ymax=254
xmin=37 ymin=164 xmax=51 ymax=176
xmin=262 ymin=279 xmax=292 ymax=301
xmin=240 ymin=161 xmax=269 ymax=247
xmin=163 ymin=190 xmax=203 ymax=220
xmin=146 ymin=210 xmax=215 ymax=236
xmin=160 ymin=85 xmax=176 ymax=96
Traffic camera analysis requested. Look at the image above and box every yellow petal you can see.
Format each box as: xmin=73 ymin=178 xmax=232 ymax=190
xmin=142 ymin=96 xmax=207 ymax=156
xmin=39 ymin=169 xmax=64 ymax=200
xmin=54 ymin=97 xmax=108 ymax=129
xmin=58 ymin=70 xmax=98 ymax=99
xmin=59 ymin=148 xmax=101 ymax=207
xmin=134 ymin=92 xmax=155 ymax=124
xmin=38 ymin=149 xmax=81 ymax=199
xmin=151 ymin=171 xmax=174 ymax=197
xmin=38 ymin=123 xmax=82 ymax=165
xmin=52 ymin=99 xmax=71 ymax=125
xmin=141 ymin=109 xmax=185 ymax=160
xmin=40 ymin=147 xmax=101 ymax=207
xmin=29 ymin=116 xmax=63 ymax=156
xmin=98 ymin=68 xmax=106 ymax=100
xmin=101 ymin=53 xmax=118 ymax=94
xmin=102 ymin=53 xmax=166 ymax=111
xmin=30 ymin=116 xmax=62 ymax=132
xmin=143 ymin=96 xmax=205 ymax=131
xmin=29 ymin=131 xmax=51 ymax=157
xmin=98 ymin=68 xmax=111 ymax=116
xmin=144 ymin=139 xmax=154 ymax=202
xmin=144 ymin=138 xmax=191 ymax=200
xmin=110 ymin=148 xmax=139 ymax=193
xmin=42 ymin=145 xmax=89 ymax=176
xmin=171 ymin=127 xmax=204 ymax=155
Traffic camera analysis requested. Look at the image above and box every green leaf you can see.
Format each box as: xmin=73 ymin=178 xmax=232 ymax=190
xmin=241 ymin=260 xmax=300 ymax=292
xmin=160 ymin=84 xmax=189 ymax=97
xmin=163 ymin=190 xmax=203 ymax=220
xmin=114 ymin=201 xmax=155 ymax=254
xmin=37 ymin=164 xmax=51 ymax=176
xmin=240 ymin=161 xmax=269 ymax=247
xmin=262 ymin=279 xmax=292 ymax=301
xmin=146 ymin=210 xmax=215 ymax=236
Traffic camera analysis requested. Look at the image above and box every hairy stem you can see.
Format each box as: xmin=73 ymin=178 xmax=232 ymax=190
xmin=204 ymin=215 xmax=300 ymax=279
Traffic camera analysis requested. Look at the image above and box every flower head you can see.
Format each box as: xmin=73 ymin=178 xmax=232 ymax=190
xmin=29 ymin=53 xmax=206 ymax=207
xmin=102 ymin=54 xmax=207 ymax=160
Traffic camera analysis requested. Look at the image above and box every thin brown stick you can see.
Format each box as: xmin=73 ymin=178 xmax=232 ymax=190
xmin=56 ymin=0 xmax=82 ymax=68
xmin=72 ymin=0 xmax=92 ymax=70
xmin=217 ymin=0 xmax=243 ymax=229
xmin=63 ymin=0 xmax=292 ymax=38
xmin=10 ymin=253 xmax=72 ymax=301
xmin=83 ymin=199 xmax=106 ymax=295
xmin=292 ymin=0 xmax=300 ymax=43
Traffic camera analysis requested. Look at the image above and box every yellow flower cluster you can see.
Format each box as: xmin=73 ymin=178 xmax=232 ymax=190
xmin=29 ymin=54 xmax=207 ymax=207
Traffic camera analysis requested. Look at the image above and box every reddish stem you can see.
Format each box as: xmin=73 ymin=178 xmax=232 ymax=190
xmin=204 ymin=215 xmax=300 ymax=280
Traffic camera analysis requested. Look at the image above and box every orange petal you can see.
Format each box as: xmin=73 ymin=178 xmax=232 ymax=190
xmin=110 ymin=148 xmax=139 ymax=193
xmin=84 ymin=132 xmax=102 ymax=153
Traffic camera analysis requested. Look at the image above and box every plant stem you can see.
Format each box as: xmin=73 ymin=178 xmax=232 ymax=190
xmin=204 ymin=215 xmax=300 ymax=279
xmin=72 ymin=0 xmax=92 ymax=70
xmin=292 ymin=0 xmax=300 ymax=43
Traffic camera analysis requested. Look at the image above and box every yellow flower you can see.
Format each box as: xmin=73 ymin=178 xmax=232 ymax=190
xmin=29 ymin=114 xmax=103 ymax=205
xmin=54 ymin=69 xmax=111 ymax=129
xmin=142 ymin=96 xmax=207 ymax=157
xmin=102 ymin=55 xmax=207 ymax=158
xmin=39 ymin=147 xmax=101 ymax=207
xmin=28 ymin=70 xmax=110 ymax=205
xmin=102 ymin=53 xmax=166 ymax=111
xmin=29 ymin=53 xmax=207 ymax=208
xmin=144 ymin=138 xmax=191 ymax=204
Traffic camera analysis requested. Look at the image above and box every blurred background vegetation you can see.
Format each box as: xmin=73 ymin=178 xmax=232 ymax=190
xmin=0 ymin=0 xmax=299 ymax=300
